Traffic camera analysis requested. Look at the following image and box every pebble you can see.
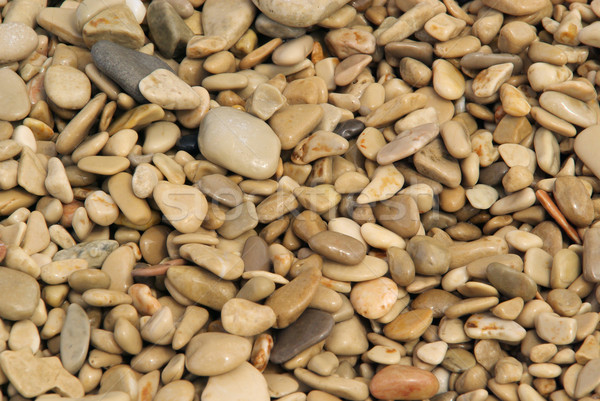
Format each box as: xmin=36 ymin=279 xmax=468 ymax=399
xmin=308 ymin=231 xmax=365 ymax=265
xmin=60 ymin=303 xmax=90 ymax=374
xmin=139 ymin=69 xmax=201 ymax=110
xmin=166 ymin=265 xmax=237 ymax=310
xmin=377 ymin=123 xmax=439 ymax=165
xmin=82 ymin=4 xmax=144 ymax=49
xmin=146 ymin=0 xmax=193 ymax=58
xmin=202 ymin=0 xmax=256 ymax=49
xmin=464 ymin=313 xmax=526 ymax=342
xmin=266 ymin=266 xmax=321 ymax=328
xmin=198 ymin=107 xmax=281 ymax=179
xmin=553 ymin=176 xmax=594 ymax=227
xmin=350 ymin=277 xmax=398 ymax=319
xmin=203 ymin=361 xmax=270 ymax=401
xmin=0 ymin=348 xmax=84 ymax=398
xmin=91 ymin=40 xmax=174 ymax=104
xmin=253 ymin=0 xmax=349 ymax=28
xmin=369 ymin=365 xmax=439 ymax=401
xmin=221 ymin=298 xmax=276 ymax=336
xmin=539 ymin=91 xmax=597 ymax=128
xmin=44 ymin=65 xmax=91 ymax=110
xmin=535 ymin=312 xmax=577 ymax=344
xmin=0 ymin=22 xmax=38 ymax=63
xmin=0 ymin=68 xmax=31 ymax=121
xmin=271 ymin=309 xmax=334 ymax=364
xmin=185 ymin=332 xmax=252 ymax=376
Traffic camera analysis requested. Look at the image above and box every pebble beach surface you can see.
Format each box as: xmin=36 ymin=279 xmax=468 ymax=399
xmin=3 ymin=0 xmax=600 ymax=400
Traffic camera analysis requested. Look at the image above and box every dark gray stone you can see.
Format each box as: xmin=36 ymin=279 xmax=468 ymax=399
xmin=270 ymin=309 xmax=334 ymax=364
xmin=334 ymin=119 xmax=365 ymax=140
xmin=91 ymin=40 xmax=174 ymax=103
xmin=147 ymin=0 xmax=194 ymax=59
xmin=479 ymin=161 xmax=509 ymax=186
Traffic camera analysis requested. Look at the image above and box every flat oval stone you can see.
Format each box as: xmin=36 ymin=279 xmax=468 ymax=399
xmin=370 ymin=365 xmax=439 ymax=401
xmin=166 ymin=265 xmax=237 ymax=310
xmin=45 ymin=65 xmax=92 ymax=110
xmin=487 ymin=262 xmax=537 ymax=301
xmin=252 ymin=0 xmax=349 ymax=27
xmin=0 ymin=69 xmax=30 ymax=121
xmin=482 ymin=0 xmax=549 ymax=16
xmin=322 ymin=255 xmax=388 ymax=282
xmin=271 ymin=309 xmax=334 ymax=364
xmin=0 ymin=267 xmax=40 ymax=320
xmin=203 ymin=362 xmax=269 ymax=401
xmin=464 ymin=313 xmax=526 ymax=342
xmin=383 ymin=309 xmax=433 ymax=341
xmin=553 ymin=176 xmax=594 ymax=228
xmin=60 ymin=303 xmax=90 ymax=374
xmin=308 ymin=231 xmax=366 ymax=265
xmin=539 ymin=91 xmax=597 ymax=128
xmin=0 ymin=22 xmax=38 ymax=63
xmin=185 ymin=332 xmax=252 ymax=376
xmin=198 ymin=107 xmax=281 ymax=180
xmin=265 ymin=266 xmax=321 ymax=329
xmin=139 ymin=69 xmax=201 ymax=110
xmin=377 ymin=123 xmax=439 ymax=165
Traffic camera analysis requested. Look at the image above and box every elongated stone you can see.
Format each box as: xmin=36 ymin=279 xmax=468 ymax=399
xmin=60 ymin=303 xmax=90 ymax=374
xmin=271 ymin=309 xmax=334 ymax=364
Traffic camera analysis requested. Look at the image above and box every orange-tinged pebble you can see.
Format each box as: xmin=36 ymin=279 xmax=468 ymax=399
xmin=369 ymin=364 xmax=439 ymax=400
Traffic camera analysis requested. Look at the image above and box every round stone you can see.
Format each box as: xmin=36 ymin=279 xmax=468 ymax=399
xmin=185 ymin=332 xmax=252 ymax=376
xmin=44 ymin=65 xmax=92 ymax=110
xmin=0 ymin=22 xmax=39 ymax=63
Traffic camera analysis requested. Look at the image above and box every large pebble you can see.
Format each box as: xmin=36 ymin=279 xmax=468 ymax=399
xmin=202 ymin=362 xmax=269 ymax=401
xmin=307 ymin=231 xmax=365 ymax=265
xmin=252 ymin=0 xmax=349 ymax=27
xmin=553 ymin=176 xmax=594 ymax=227
xmin=369 ymin=365 xmax=439 ymax=401
xmin=180 ymin=243 xmax=243 ymax=280
xmin=60 ymin=303 xmax=90 ymax=374
xmin=166 ymin=265 xmax=237 ymax=310
xmin=153 ymin=181 xmax=207 ymax=233
xmin=0 ymin=22 xmax=38 ymax=63
xmin=221 ymin=298 xmax=276 ymax=336
xmin=0 ymin=69 xmax=31 ymax=121
xmin=139 ymin=69 xmax=201 ymax=110
xmin=198 ymin=107 xmax=281 ymax=180
xmin=203 ymin=0 xmax=256 ymax=49
xmin=265 ymin=266 xmax=321 ymax=328
xmin=464 ymin=313 xmax=526 ymax=342
xmin=487 ymin=262 xmax=537 ymax=301
xmin=0 ymin=267 xmax=40 ymax=320
xmin=45 ymin=65 xmax=91 ymax=110
xmin=185 ymin=332 xmax=252 ymax=376
xmin=271 ymin=309 xmax=334 ymax=364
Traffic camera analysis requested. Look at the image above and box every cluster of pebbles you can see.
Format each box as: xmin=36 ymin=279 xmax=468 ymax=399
xmin=5 ymin=0 xmax=600 ymax=400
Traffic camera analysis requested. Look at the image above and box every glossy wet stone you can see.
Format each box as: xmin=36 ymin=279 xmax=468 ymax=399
xmin=370 ymin=365 xmax=439 ymax=401
xmin=271 ymin=309 xmax=334 ymax=364
xmin=333 ymin=119 xmax=365 ymax=140
xmin=487 ymin=262 xmax=537 ymax=301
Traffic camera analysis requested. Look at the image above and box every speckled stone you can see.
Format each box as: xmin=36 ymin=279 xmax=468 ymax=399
xmin=53 ymin=240 xmax=119 ymax=268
